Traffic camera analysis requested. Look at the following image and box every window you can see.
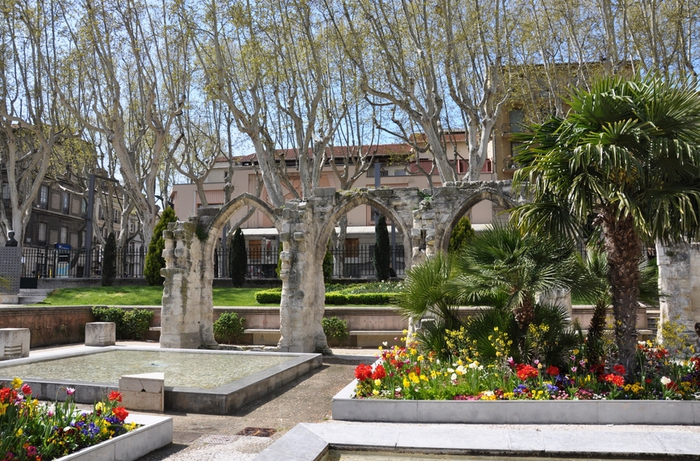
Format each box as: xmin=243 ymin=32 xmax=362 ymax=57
xmin=38 ymin=223 xmax=47 ymax=243
xmin=39 ymin=185 xmax=49 ymax=209
xmin=509 ymin=109 xmax=525 ymax=133
xmin=80 ymin=199 xmax=87 ymax=216
xmin=62 ymin=191 xmax=70 ymax=214
xmin=345 ymin=238 xmax=359 ymax=258
xmin=113 ymin=209 xmax=119 ymax=223
xmin=366 ymin=165 xmax=388 ymax=178
xmin=1 ymin=182 xmax=8 ymax=198
xmin=60 ymin=226 xmax=68 ymax=244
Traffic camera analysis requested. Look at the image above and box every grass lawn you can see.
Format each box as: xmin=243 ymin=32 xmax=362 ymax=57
xmin=38 ymin=286 xmax=274 ymax=307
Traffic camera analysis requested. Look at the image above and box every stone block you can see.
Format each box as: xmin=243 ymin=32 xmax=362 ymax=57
xmin=85 ymin=322 xmax=116 ymax=346
xmin=119 ymin=372 xmax=165 ymax=412
xmin=0 ymin=328 xmax=30 ymax=360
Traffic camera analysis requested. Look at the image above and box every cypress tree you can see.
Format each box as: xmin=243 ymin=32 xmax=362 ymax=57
xmin=229 ymin=227 xmax=247 ymax=287
xmin=448 ymin=215 xmax=476 ymax=253
xmin=144 ymin=207 xmax=178 ymax=286
xmin=323 ymin=242 xmax=334 ymax=283
xmin=101 ymin=232 xmax=117 ymax=287
xmin=374 ymin=215 xmax=391 ymax=281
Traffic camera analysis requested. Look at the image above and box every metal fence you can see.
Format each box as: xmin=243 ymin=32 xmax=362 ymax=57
xmin=20 ymin=244 xmax=406 ymax=280
xmin=20 ymin=247 xmax=145 ymax=279
xmin=214 ymin=244 xmax=406 ymax=279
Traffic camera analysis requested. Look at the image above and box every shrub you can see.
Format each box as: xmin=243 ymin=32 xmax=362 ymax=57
xmin=322 ymin=316 xmax=349 ymax=343
xmin=255 ymin=289 xmax=282 ymax=304
xmin=254 ymin=289 xmax=395 ymax=305
xmin=121 ymin=309 xmax=154 ymax=340
xmin=144 ymin=207 xmax=178 ymax=286
xmin=102 ymin=232 xmax=117 ymax=286
xmin=229 ymin=228 xmax=247 ymax=287
xmin=91 ymin=306 xmax=124 ymax=332
xmin=324 ymin=293 xmax=349 ymax=305
xmin=214 ymin=311 xmax=246 ymax=344
xmin=91 ymin=307 xmax=153 ymax=340
xmin=374 ymin=215 xmax=391 ymax=281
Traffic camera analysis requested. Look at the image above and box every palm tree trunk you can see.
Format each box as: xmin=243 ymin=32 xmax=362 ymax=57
xmin=601 ymin=213 xmax=641 ymax=374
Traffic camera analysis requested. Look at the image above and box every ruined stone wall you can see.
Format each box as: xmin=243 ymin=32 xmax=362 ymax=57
xmin=655 ymin=242 xmax=700 ymax=343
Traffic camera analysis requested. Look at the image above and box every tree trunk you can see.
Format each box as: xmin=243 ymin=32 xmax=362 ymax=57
xmin=602 ymin=213 xmax=641 ymax=375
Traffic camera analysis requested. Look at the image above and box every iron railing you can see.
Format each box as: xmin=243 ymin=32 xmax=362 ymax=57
xmin=20 ymin=244 xmax=406 ymax=280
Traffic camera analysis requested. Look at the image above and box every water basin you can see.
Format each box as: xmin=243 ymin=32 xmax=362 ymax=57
xmin=0 ymin=346 xmax=322 ymax=415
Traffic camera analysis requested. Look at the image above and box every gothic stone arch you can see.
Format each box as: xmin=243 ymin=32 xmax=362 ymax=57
xmin=160 ymin=182 xmax=521 ymax=352
xmin=160 ymin=194 xmax=280 ymax=349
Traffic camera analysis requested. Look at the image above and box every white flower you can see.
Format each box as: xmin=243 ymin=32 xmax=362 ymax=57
xmin=450 ymin=373 xmax=458 ymax=382
xmin=468 ymin=361 xmax=479 ymax=369
xmin=661 ymin=376 xmax=672 ymax=386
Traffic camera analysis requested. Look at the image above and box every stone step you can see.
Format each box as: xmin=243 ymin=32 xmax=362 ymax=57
xmin=17 ymin=289 xmax=52 ymax=304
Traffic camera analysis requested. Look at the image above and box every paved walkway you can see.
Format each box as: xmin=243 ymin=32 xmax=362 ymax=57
xmin=12 ymin=342 xmax=700 ymax=460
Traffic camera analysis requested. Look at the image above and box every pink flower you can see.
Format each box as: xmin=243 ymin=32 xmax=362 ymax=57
xmin=66 ymin=387 xmax=76 ymax=395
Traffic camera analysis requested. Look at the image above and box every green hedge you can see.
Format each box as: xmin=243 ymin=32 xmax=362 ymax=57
xmin=91 ymin=306 xmax=154 ymax=340
xmin=254 ymin=290 xmax=395 ymax=306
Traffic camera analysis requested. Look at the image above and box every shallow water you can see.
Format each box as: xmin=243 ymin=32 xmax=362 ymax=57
xmin=0 ymin=350 xmax=294 ymax=389
xmin=326 ymin=451 xmax=660 ymax=461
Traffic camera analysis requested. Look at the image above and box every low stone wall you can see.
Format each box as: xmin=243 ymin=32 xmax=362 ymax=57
xmin=0 ymin=304 xmax=657 ymax=349
xmin=0 ymin=306 xmax=93 ymax=348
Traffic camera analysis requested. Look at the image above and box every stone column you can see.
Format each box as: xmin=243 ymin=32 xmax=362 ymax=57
xmin=277 ymin=199 xmax=330 ymax=354
xmin=160 ymin=219 xmax=217 ymax=349
xmin=656 ymin=241 xmax=700 ymax=344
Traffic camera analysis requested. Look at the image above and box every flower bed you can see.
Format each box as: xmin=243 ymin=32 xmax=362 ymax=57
xmin=352 ymin=339 xmax=700 ymax=402
xmin=0 ymin=378 xmax=142 ymax=461
xmin=332 ymin=336 xmax=700 ymax=424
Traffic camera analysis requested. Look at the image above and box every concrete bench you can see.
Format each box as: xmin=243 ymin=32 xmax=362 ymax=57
xmin=0 ymin=328 xmax=30 ymax=360
xmin=85 ymin=322 xmax=116 ymax=346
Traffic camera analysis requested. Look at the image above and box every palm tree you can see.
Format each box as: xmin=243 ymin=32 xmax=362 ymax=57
xmin=512 ymin=74 xmax=700 ymax=373
xmin=396 ymin=223 xmax=582 ymax=358
xmin=451 ymin=222 xmax=581 ymax=353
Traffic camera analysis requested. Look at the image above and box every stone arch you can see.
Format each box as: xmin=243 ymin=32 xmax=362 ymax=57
xmin=433 ymin=184 xmax=520 ymax=253
xmin=198 ymin=193 xmax=281 ymax=265
xmin=315 ymin=191 xmax=415 ymax=265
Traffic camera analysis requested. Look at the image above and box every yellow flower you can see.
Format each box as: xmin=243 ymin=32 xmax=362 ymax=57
xmin=11 ymin=377 xmax=22 ymax=389
xmin=0 ymin=402 xmax=8 ymax=415
xmin=403 ymin=377 xmax=410 ymax=388
xmin=408 ymin=372 xmax=420 ymax=384
xmin=16 ymin=428 xmax=23 ymax=437
xmin=95 ymin=401 xmax=105 ymax=413
xmin=372 ymin=389 xmax=380 ymax=396
xmin=417 ymin=355 xmax=424 ymax=362
xmin=374 ymin=379 xmax=382 ymax=386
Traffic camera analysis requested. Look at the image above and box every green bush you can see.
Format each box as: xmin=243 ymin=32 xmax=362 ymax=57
xmin=91 ymin=306 xmax=153 ymax=340
xmin=322 ymin=316 xmax=349 ymax=343
xmin=102 ymin=232 xmax=117 ymax=287
xmin=91 ymin=306 xmax=124 ymax=330
xmin=324 ymin=293 xmax=349 ymax=305
xmin=214 ymin=311 xmax=246 ymax=344
xmin=253 ymin=289 xmax=395 ymax=305
xmin=121 ymin=309 xmax=154 ymax=340
xmin=144 ymin=207 xmax=178 ymax=286
xmin=255 ymin=289 xmax=282 ymax=304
